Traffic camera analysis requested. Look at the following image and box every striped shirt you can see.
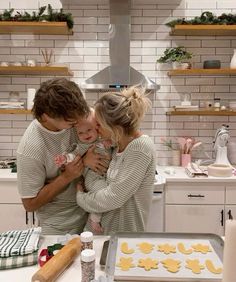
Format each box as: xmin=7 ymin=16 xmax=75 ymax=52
xmin=17 ymin=119 xmax=87 ymax=235
xmin=76 ymin=135 xmax=156 ymax=235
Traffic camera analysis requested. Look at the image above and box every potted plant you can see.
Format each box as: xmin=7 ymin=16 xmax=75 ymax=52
xmin=157 ymin=46 xmax=193 ymax=69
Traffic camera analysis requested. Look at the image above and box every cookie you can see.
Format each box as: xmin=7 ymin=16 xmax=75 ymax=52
xmin=161 ymin=258 xmax=181 ymax=273
xmin=157 ymin=243 xmax=176 ymax=254
xmin=191 ymin=243 xmax=211 ymax=254
xmin=137 ymin=242 xmax=154 ymax=254
xmin=138 ymin=258 xmax=158 ymax=271
xmin=116 ymin=257 xmax=135 ymax=271
xmin=205 ymin=259 xmax=222 ymax=274
xmin=186 ymin=259 xmax=205 ymax=274
xmin=120 ymin=242 xmax=134 ymax=254
xmin=177 ymin=242 xmax=193 ymax=255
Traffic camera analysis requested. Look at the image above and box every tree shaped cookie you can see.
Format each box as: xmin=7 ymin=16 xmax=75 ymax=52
xmin=157 ymin=243 xmax=176 ymax=254
xmin=177 ymin=242 xmax=193 ymax=255
xmin=117 ymin=257 xmax=135 ymax=271
xmin=137 ymin=242 xmax=154 ymax=254
xmin=161 ymin=258 xmax=181 ymax=273
xmin=205 ymin=259 xmax=222 ymax=274
xmin=191 ymin=243 xmax=211 ymax=254
xmin=186 ymin=259 xmax=205 ymax=274
xmin=120 ymin=242 xmax=134 ymax=254
xmin=138 ymin=258 xmax=158 ymax=271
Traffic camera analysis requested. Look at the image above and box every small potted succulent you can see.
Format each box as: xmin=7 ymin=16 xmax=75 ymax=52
xmin=157 ymin=46 xmax=193 ymax=69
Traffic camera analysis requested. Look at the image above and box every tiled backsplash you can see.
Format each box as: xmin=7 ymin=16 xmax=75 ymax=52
xmin=0 ymin=0 xmax=236 ymax=165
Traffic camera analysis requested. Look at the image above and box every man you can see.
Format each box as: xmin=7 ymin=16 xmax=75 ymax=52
xmin=17 ymin=78 xmax=105 ymax=235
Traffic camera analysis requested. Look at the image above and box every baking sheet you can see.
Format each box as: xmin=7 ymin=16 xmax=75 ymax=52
xmin=105 ymin=232 xmax=224 ymax=282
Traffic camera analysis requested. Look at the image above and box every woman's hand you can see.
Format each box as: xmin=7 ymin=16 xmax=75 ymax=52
xmin=83 ymin=145 xmax=110 ymax=175
xmin=62 ymin=155 xmax=84 ymax=181
xmin=76 ymin=183 xmax=84 ymax=192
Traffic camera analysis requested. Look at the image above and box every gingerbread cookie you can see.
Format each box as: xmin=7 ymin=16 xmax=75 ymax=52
xmin=186 ymin=259 xmax=205 ymax=274
xmin=157 ymin=243 xmax=176 ymax=254
xmin=138 ymin=258 xmax=158 ymax=271
xmin=161 ymin=258 xmax=181 ymax=273
xmin=205 ymin=259 xmax=222 ymax=274
xmin=191 ymin=243 xmax=211 ymax=254
xmin=177 ymin=242 xmax=193 ymax=255
xmin=137 ymin=242 xmax=154 ymax=254
xmin=116 ymin=257 xmax=135 ymax=271
xmin=120 ymin=242 xmax=134 ymax=254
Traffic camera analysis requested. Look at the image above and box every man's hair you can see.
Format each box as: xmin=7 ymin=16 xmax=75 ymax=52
xmin=32 ymin=78 xmax=90 ymax=121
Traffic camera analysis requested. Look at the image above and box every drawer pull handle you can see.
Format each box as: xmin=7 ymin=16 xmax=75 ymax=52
xmin=228 ymin=210 xmax=234 ymax=220
xmin=187 ymin=194 xmax=205 ymax=198
xmin=221 ymin=209 xmax=224 ymax=226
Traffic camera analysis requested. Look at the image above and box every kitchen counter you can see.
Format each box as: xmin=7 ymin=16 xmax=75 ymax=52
xmin=0 ymin=169 xmax=17 ymax=181
xmin=0 ymin=235 xmax=109 ymax=282
xmin=157 ymin=165 xmax=236 ymax=183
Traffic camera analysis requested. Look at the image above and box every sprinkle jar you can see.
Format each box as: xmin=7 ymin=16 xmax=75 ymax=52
xmin=81 ymin=249 xmax=95 ymax=282
xmin=81 ymin=231 xmax=93 ymax=251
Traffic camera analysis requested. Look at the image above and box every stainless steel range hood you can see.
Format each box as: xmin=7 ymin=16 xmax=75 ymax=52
xmin=80 ymin=0 xmax=159 ymax=91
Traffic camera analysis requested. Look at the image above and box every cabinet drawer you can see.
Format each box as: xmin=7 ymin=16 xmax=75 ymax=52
xmin=225 ymin=185 xmax=236 ymax=205
xmin=0 ymin=181 xmax=21 ymax=203
xmin=165 ymin=183 xmax=224 ymax=204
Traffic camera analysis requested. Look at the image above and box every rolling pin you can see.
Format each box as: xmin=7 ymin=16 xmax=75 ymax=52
xmin=32 ymin=237 xmax=82 ymax=282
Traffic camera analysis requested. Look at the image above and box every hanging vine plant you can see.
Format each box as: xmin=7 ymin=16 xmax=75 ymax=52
xmin=0 ymin=4 xmax=74 ymax=29
xmin=166 ymin=11 xmax=236 ymax=28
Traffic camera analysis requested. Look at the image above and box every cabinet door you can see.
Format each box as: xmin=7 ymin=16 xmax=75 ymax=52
xmin=0 ymin=204 xmax=27 ymax=232
xmin=165 ymin=205 xmax=224 ymax=236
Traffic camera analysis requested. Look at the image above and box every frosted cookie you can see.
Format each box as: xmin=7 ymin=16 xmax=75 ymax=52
xmin=120 ymin=242 xmax=134 ymax=254
xmin=116 ymin=257 xmax=135 ymax=271
xmin=137 ymin=242 xmax=154 ymax=254
xmin=205 ymin=259 xmax=222 ymax=274
xmin=161 ymin=258 xmax=181 ymax=273
xmin=157 ymin=243 xmax=176 ymax=254
xmin=186 ymin=259 xmax=205 ymax=274
xmin=177 ymin=242 xmax=193 ymax=255
xmin=191 ymin=243 xmax=211 ymax=254
xmin=138 ymin=258 xmax=158 ymax=271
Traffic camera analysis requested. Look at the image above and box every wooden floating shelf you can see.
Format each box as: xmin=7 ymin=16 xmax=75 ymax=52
xmin=0 ymin=66 xmax=73 ymax=76
xmin=170 ymin=24 xmax=236 ymax=36
xmin=168 ymin=68 xmax=236 ymax=76
xmin=0 ymin=109 xmax=31 ymax=114
xmin=0 ymin=21 xmax=73 ymax=35
xmin=167 ymin=109 xmax=236 ymax=116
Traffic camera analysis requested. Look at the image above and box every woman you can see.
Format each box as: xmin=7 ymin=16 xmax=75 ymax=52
xmin=76 ymin=86 xmax=156 ymax=234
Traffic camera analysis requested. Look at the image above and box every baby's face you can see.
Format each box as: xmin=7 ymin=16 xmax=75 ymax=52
xmin=76 ymin=122 xmax=98 ymax=144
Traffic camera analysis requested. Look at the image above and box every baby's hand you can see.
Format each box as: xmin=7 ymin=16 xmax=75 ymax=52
xmin=102 ymin=139 xmax=113 ymax=149
xmin=54 ymin=155 xmax=67 ymax=167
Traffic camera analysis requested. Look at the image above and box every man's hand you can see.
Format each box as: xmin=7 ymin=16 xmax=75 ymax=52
xmin=62 ymin=155 xmax=84 ymax=181
xmin=83 ymin=145 xmax=110 ymax=175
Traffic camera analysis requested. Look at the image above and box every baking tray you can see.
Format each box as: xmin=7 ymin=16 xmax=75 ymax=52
xmin=105 ymin=232 xmax=224 ymax=282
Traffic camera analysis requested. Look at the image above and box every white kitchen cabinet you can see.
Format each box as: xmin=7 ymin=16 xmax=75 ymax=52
xmin=165 ymin=183 xmax=225 ymax=235
xmin=0 ymin=174 xmax=35 ymax=232
xmin=225 ymin=184 xmax=236 ymax=221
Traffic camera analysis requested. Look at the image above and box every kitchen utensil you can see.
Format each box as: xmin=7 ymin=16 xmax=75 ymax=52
xmin=31 ymin=237 xmax=81 ymax=282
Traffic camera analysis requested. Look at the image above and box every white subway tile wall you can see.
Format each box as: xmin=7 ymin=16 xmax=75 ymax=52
xmin=0 ymin=0 xmax=236 ymax=164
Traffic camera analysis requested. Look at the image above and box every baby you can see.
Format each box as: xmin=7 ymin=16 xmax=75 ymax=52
xmin=54 ymin=109 xmax=112 ymax=234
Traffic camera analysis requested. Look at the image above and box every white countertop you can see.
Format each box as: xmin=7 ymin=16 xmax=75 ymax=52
xmin=0 ymin=235 xmax=109 ymax=282
xmin=0 ymin=169 xmax=17 ymax=181
xmin=157 ymin=165 xmax=236 ymax=183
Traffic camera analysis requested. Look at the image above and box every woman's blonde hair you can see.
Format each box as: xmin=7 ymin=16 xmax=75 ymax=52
xmin=95 ymin=86 xmax=151 ymax=143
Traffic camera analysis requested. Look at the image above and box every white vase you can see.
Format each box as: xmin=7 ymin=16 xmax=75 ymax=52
xmin=230 ymin=49 xmax=236 ymax=69
xmin=172 ymin=61 xmax=191 ymax=70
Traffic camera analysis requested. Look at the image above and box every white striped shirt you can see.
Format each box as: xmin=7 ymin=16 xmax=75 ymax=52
xmin=17 ymin=119 xmax=87 ymax=235
xmin=76 ymin=135 xmax=156 ymax=234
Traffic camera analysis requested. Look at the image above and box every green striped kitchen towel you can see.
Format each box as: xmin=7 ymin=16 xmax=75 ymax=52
xmin=0 ymin=227 xmax=41 ymax=257
xmin=0 ymin=251 xmax=38 ymax=270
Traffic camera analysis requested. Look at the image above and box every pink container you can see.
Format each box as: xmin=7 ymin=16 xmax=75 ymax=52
xmin=181 ymin=154 xmax=191 ymax=167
